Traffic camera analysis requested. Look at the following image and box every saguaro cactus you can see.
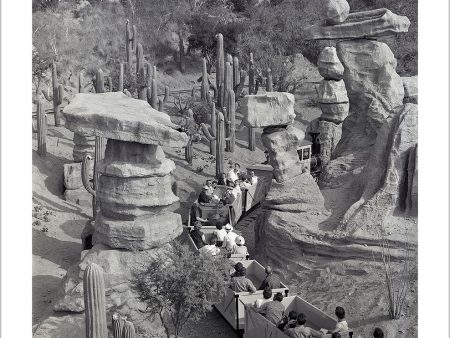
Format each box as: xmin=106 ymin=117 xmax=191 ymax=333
xmin=82 ymin=153 xmax=96 ymax=216
xmin=248 ymin=53 xmax=255 ymax=95
xmin=225 ymin=89 xmax=236 ymax=152
xmin=112 ymin=313 xmax=125 ymax=338
xmin=107 ymin=77 xmax=113 ymax=92
xmin=125 ymin=19 xmax=133 ymax=66
xmin=158 ymin=98 xmax=164 ymax=112
xmin=201 ymin=109 xmax=227 ymax=177
xmin=266 ymin=68 xmax=273 ymax=92
xmin=164 ymin=86 xmax=170 ymax=104
xmin=178 ymin=31 xmax=186 ymax=73
xmin=83 ymin=263 xmax=107 ymax=338
xmin=136 ymin=43 xmax=147 ymax=100
xmin=216 ymin=33 xmax=225 ymax=107
xmin=122 ymin=321 xmax=136 ymax=338
xmin=95 ymin=69 xmax=105 ymax=93
xmin=151 ymin=78 xmax=158 ymax=109
xmin=119 ymin=63 xmax=124 ymax=92
xmin=233 ymin=56 xmax=240 ymax=89
xmin=36 ymin=100 xmax=47 ymax=156
xmin=201 ymin=57 xmax=208 ymax=101
xmin=42 ymin=62 xmax=64 ymax=126
xmin=224 ymin=62 xmax=232 ymax=104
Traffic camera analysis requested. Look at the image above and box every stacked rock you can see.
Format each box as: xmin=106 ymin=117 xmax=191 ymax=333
xmin=63 ymin=92 xmax=189 ymax=249
xmin=308 ymin=46 xmax=348 ymax=165
xmin=239 ymin=92 xmax=304 ymax=183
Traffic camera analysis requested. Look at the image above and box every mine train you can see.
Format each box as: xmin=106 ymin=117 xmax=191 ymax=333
xmin=185 ymin=138 xmax=352 ymax=338
xmin=299 ymin=132 xmax=323 ymax=181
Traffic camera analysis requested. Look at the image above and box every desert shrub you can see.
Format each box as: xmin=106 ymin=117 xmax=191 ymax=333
xmin=133 ymin=241 xmax=231 ymax=338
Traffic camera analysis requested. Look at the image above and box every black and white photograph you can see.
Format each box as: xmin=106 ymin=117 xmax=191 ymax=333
xmin=1 ymin=0 xmax=449 ymax=337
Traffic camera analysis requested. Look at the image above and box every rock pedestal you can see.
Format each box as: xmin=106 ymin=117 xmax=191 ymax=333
xmin=73 ymin=133 xmax=96 ymax=162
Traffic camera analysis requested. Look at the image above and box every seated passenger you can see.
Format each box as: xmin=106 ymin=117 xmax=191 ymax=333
xmin=231 ymin=262 xmax=244 ymax=278
xmin=198 ymin=186 xmax=213 ymax=204
xmin=199 ymin=238 xmax=221 ymax=257
xmin=223 ymin=188 xmax=236 ymax=204
xmin=373 ymin=328 xmax=384 ymax=338
xmin=190 ymin=201 xmax=208 ymax=224
xmin=231 ymin=236 xmax=249 ymax=255
xmin=231 ymin=181 xmax=242 ymax=199
xmin=253 ymin=292 xmax=285 ymax=325
xmin=250 ymin=171 xmax=258 ymax=185
xmin=328 ymin=306 xmax=348 ymax=333
xmin=230 ymin=266 xmax=256 ymax=293
xmin=254 ymin=287 xmax=272 ymax=308
xmin=223 ymin=223 xmax=238 ymax=251
xmin=213 ymin=222 xmax=227 ymax=247
xmin=205 ymin=179 xmax=220 ymax=202
xmin=259 ymin=266 xmax=281 ymax=290
xmin=227 ymin=163 xmax=241 ymax=184
xmin=190 ymin=221 xmax=207 ymax=249
xmin=278 ymin=310 xmax=298 ymax=331
xmin=285 ymin=313 xmax=323 ymax=338
xmin=217 ymin=172 xmax=228 ymax=186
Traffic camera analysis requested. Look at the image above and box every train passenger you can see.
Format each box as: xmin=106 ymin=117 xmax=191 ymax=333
xmin=227 ymin=163 xmax=241 ymax=184
xmin=259 ymin=266 xmax=281 ymax=290
xmin=213 ymin=222 xmax=227 ymax=247
xmin=231 ymin=262 xmax=244 ymax=278
xmin=205 ymin=180 xmax=220 ymax=202
xmin=199 ymin=238 xmax=221 ymax=257
xmin=190 ymin=221 xmax=207 ymax=249
xmin=250 ymin=171 xmax=258 ymax=185
xmin=373 ymin=328 xmax=384 ymax=338
xmin=198 ymin=186 xmax=214 ymax=204
xmin=223 ymin=223 xmax=238 ymax=250
xmin=278 ymin=310 xmax=298 ymax=331
xmin=231 ymin=236 xmax=248 ymax=255
xmin=217 ymin=172 xmax=228 ymax=186
xmin=223 ymin=187 xmax=236 ymax=204
xmin=253 ymin=292 xmax=285 ymax=325
xmin=231 ymin=180 xmax=242 ymax=199
xmin=284 ymin=313 xmax=323 ymax=338
xmin=190 ymin=201 xmax=208 ymax=224
xmin=230 ymin=267 xmax=256 ymax=293
xmin=332 ymin=306 xmax=348 ymax=333
xmin=254 ymin=287 xmax=272 ymax=308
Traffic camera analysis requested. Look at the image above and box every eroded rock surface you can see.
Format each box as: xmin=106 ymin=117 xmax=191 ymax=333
xmin=317 ymin=47 xmax=344 ymax=80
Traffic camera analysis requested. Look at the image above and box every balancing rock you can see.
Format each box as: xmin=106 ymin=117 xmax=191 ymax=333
xmin=324 ymin=0 xmax=350 ymax=25
xmin=240 ymin=92 xmax=295 ymax=128
xmin=317 ymin=47 xmax=344 ymax=80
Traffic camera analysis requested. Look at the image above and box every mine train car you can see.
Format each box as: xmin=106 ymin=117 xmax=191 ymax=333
xmin=186 ymin=225 xmax=249 ymax=262
xmin=189 ymin=172 xmax=271 ymax=228
xmin=303 ymin=132 xmax=323 ymax=181
xmin=243 ymin=296 xmax=354 ymax=338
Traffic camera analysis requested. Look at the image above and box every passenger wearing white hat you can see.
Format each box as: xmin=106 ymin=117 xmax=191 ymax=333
xmin=231 ymin=235 xmax=248 ymax=255
xmin=223 ymin=223 xmax=238 ymax=251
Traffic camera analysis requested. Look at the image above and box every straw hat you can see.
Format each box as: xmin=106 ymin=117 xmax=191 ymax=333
xmin=235 ymin=236 xmax=245 ymax=245
xmin=224 ymin=223 xmax=233 ymax=231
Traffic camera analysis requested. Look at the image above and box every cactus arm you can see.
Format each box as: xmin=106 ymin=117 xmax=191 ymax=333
xmin=82 ymin=153 xmax=96 ymax=197
xmin=200 ymin=123 xmax=216 ymax=141
xmin=42 ymin=89 xmax=52 ymax=102
xmin=56 ymin=84 xmax=64 ymax=105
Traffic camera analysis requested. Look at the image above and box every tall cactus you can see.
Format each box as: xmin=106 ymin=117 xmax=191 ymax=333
xmin=158 ymin=98 xmax=164 ymax=112
xmin=42 ymin=63 xmax=64 ymax=126
xmin=36 ymin=100 xmax=47 ymax=156
xmin=122 ymin=321 xmax=136 ymax=338
xmin=112 ymin=313 xmax=125 ymax=338
xmin=136 ymin=43 xmax=146 ymax=100
xmin=216 ymin=33 xmax=225 ymax=108
xmin=266 ymin=68 xmax=273 ymax=92
xmin=132 ymin=25 xmax=137 ymax=50
xmin=178 ymin=31 xmax=186 ymax=73
xmin=83 ymin=263 xmax=107 ymax=338
xmin=225 ymin=89 xmax=236 ymax=152
xmin=201 ymin=57 xmax=208 ymax=101
xmin=78 ymin=72 xmax=84 ymax=93
xmin=224 ymin=62 xmax=232 ymax=107
xmin=107 ymin=77 xmax=113 ymax=92
xmin=95 ymin=69 xmax=105 ymax=93
xmin=119 ymin=63 xmax=124 ymax=92
xmin=164 ymin=86 xmax=170 ymax=104
xmin=150 ymin=78 xmax=158 ymax=109
xmin=233 ymin=56 xmax=240 ymax=89
xmin=248 ymin=52 xmax=255 ymax=95
xmin=210 ymin=102 xmax=216 ymax=156
xmin=125 ymin=19 xmax=133 ymax=67
xmin=82 ymin=153 xmax=96 ymax=216
xmin=248 ymin=128 xmax=256 ymax=151
xmin=201 ymin=109 xmax=227 ymax=177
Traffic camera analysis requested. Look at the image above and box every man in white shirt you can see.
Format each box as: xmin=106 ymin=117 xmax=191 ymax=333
xmin=223 ymin=223 xmax=238 ymax=251
xmin=250 ymin=171 xmax=258 ymax=185
xmin=227 ymin=163 xmax=241 ymax=184
xmin=199 ymin=238 xmax=221 ymax=257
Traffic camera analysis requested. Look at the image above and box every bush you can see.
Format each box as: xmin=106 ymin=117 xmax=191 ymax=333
xmin=133 ymin=241 xmax=231 ymax=338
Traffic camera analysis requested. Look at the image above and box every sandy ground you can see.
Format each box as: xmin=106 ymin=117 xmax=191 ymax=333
xmin=32 ymin=56 xmax=417 ymax=337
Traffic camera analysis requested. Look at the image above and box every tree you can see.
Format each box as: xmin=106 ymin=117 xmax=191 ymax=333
xmin=133 ymin=241 xmax=232 ymax=338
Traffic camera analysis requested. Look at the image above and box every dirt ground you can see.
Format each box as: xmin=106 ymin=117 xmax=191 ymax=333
xmin=32 ymin=56 xmax=417 ymax=337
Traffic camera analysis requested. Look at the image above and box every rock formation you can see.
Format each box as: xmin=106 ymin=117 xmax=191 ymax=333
xmin=50 ymin=92 xmax=188 ymax=335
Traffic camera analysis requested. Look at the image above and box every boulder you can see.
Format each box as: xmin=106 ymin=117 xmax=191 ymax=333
xmin=317 ymin=79 xmax=348 ymax=104
xmin=319 ymin=103 xmax=349 ymax=123
xmin=240 ymin=92 xmax=295 ymax=128
xmin=324 ymin=0 xmax=350 ymax=25
xmin=304 ymin=8 xmax=410 ymax=40
xmin=261 ymin=125 xmax=305 ymax=182
xmin=308 ymin=118 xmax=342 ymax=165
xmin=317 ymin=47 xmax=344 ymax=80
xmin=342 ymin=103 xmax=418 ymax=229
xmin=402 ymin=75 xmax=418 ymax=103
xmin=63 ymin=161 xmax=93 ymax=190
xmin=63 ymin=92 xmax=188 ymax=148
xmin=64 ymin=187 xmax=92 ymax=207
xmin=72 ymin=133 xmax=96 ymax=162
xmin=93 ymin=212 xmax=183 ymax=250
